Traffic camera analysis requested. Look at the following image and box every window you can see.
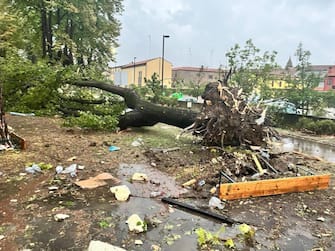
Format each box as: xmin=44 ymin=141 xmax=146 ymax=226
xmin=328 ymin=79 xmax=332 ymax=85
xmin=271 ymin=81 xmax=274 ymax=87
xmin=279 ymin=81 xmax=282 ymax=88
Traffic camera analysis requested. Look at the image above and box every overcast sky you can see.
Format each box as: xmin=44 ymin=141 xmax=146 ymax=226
xmin=114 ymin=0 xmax=335 ymax=68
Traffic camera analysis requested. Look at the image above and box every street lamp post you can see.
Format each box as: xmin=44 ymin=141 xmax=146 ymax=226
xmin=161 ymin=34 xmax=170 ymax=90
xmin=133 ymin=57 xmax=136 ymax=85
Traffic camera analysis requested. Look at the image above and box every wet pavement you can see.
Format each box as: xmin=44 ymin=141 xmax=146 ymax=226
xmin=1 ymin=161 xmax=334 ymax=250
xmin=281 ymin=136 xmax=335 ymax=163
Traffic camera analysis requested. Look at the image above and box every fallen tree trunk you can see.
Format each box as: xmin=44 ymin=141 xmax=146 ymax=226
xmin=70 ymin=79 xmax=276 ymax=147
xmin=72 ymin=80 xmax=198 ymax=130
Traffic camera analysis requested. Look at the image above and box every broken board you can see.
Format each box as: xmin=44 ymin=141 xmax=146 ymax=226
xmin=10 ymin=132 xmax=26 ymax=150
xmin=219 ymin=174 xmax=331 ymax=200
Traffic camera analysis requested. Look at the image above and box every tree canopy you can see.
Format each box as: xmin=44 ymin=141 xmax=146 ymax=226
xmin=225 ymin=39 xmax=278 ymax=95
xmin=281 ymin=43 xmax=322 ymax=115
xmin=1 ymin=0 xmax=123 ymax=66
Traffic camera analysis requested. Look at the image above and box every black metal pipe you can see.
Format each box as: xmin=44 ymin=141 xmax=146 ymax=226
xmin=220 ymin=171 xmax=235 ymax=183
xmin=161 ymin=197 xmax=238 ymax=225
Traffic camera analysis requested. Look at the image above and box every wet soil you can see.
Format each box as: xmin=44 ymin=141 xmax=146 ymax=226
xmin=0 ymin=115 xmax=334 ymax=251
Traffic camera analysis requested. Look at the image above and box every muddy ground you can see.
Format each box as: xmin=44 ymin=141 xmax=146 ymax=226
xmin=0 ymin=115 xmax=334 ymax=251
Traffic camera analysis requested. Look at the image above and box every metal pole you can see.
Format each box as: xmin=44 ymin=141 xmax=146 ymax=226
xmin=161 ymin=35 xmax=169 ymax=90
xmin=133 ymin=57 xmax=136 ymax=85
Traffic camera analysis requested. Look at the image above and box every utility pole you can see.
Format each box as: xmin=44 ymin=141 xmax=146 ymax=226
xmin=161 ymin=35 xmax=170 ymax=90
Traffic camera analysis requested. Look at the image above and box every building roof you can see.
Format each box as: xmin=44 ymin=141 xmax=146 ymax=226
xmin=120 ymin=57 xmax=172 ymax=69
xmin=172 ymin=66 xmax=224 ymax=73
xmin=308 ymin=65 xmax=333 ymax=72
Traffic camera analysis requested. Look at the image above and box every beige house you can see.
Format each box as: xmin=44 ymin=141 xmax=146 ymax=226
xmin=109 ymin=57 xmax=172 ymax=88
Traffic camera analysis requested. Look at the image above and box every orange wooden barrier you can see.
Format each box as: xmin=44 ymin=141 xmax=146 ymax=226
xmin=219 ymin=174 xmax=331 ymax=200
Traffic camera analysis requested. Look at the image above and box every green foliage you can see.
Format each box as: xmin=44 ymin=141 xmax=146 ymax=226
xmin=134 ymin=73 xmax=178 ymax=106
xmin=3 ymin=0 xmax=123 ymax=66
xmin=0 ymin=53 xmax=65 ymax=114
xmin=99 ymin=220 xmax=110 ymax=228
xmin=26 ymin=162 xmax=53 ymax=170
xmin=319 ymin=91 xmax=335 ymax=108
xmin=63 ymin=111 xmax=119 ymax=131
xmin=195 ymin=227 xmax=225 ymax=249
xmin=284 ymin=43 xmax=322 ymax=115
xmin=238 ymin=224 xmax=255 ymax=247
xmin=297 ymin=117 xmax=335 ymax=135
xmin=226 ymin=39 xmax=278 ymax=95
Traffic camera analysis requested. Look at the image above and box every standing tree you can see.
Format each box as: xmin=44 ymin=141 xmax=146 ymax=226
xmin=0 ymin=0 xmax=124 ymax=120
xmin=2 ymin=0 xmax=123 ymax=66
xmin=284 ymin=43 xmax=321 ymax=115
xmin=225 ymin=39 xmax=278 ymax=96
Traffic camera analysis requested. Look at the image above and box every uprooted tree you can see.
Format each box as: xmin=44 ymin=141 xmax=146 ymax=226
xmin=71 ymin=71 xmax=277 ymax=147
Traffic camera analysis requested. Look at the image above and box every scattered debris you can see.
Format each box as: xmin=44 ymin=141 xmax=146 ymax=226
xmin=75 ymin=173 xmax=120 ymax=189
xmin=150 ymin=191 xmax=163 ymax=198
xmin=182 ymin=178 xmax=196 ymax=187
xmin=66 ymin=156 xmax=77 ymax=161
xmin=209 ymin=196 xmax=225 ymax=209
xmin=55 ymin=165 xmax=63 ymax=174
xmin=25 ymin=162 xmax=52 ymax=174
xmin=77 ymin=165 xmax=85 ymax=170
xmin=151 ymin=244 xmax=161 ymax=251
xmin=0 ymin=235 xmax=4 ymax=240
xmin=149 ymin=147 xmax=180 ymax=153
xmin=108 ymin=145 xmax=120 ymax=152
xmin=57 ymin=164 xmax=77 ymax=177
xmin=48 ymin=186 xmax=59 ymax=191
xmin=131 ymin=138 xmax=144 ymax=147
xmin=87 ymin=240 xmax=126 ymax=251
xmin=9 ymin=112 xmax=35 ymax=116
xmin=219 ymin=171 xmax=235 ymax=183
xmin=25 ymin=164 xmax=42 ymax=174
xmin=197 ymin=180 xmax=206 ymax=187
xmin=126 ymin=214 xmax=147 ymax=233
xmin=316 ymin=217 xmax=325 ymax=222
xmin=132 ymin=172 xmax=148 ymax=182
xmin=210 ymin=187 xmax=217 ymax=194
xmin=110 ymin=185 xmax=131 ymax=201
xmin=134 ymin=239 xmax=143 ymax=245
xmin=54 ymin=213 xmax=70 ymax=221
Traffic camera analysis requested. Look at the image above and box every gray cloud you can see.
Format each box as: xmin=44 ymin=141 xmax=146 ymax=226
xmin=115 ymin=0 xmax=335 ymax=68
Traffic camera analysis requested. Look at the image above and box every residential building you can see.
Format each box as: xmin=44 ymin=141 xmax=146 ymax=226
xmin=109 ymin=57 xmax=172 ymax=87
xmin=307 ymin=65 xmax=332 ymax=91
xmin=268 ymin=68 xmax=295 ymax=89
xmin=323 ymin=66 xmax=335 ymax=91
xmin=268 ymin=64 xmax=333 ymax=91
xmin=172 ymin=66 xmax=225 ymax=86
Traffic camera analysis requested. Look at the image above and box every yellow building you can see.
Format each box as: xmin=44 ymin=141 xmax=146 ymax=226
xmin=109 ymin=57 xmax=172 ymax=88
xmin=267 ymin=68 xmax=295 ymax=89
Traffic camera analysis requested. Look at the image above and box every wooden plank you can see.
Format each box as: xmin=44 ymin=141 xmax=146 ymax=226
xmin=9 ymin=132 xmax=26 ymax=150
xmin=219 ymin=174 xmax=331 ymax=200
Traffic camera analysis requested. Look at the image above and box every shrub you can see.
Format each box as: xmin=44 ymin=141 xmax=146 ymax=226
xmin=314 ymin=120 xmax=335 ymax=135
xmin=297 ymin=117 xmax=335 ymax=135
xmin=63 ymin=111 xmax=119 ymax=131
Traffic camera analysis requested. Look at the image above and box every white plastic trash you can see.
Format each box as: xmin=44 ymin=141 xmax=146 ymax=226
xmin=209 ymin=196 xmax=225 ymax=209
